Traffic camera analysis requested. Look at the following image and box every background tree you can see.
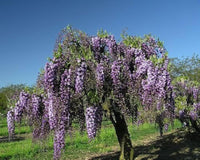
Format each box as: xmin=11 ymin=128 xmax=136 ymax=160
xmin=170 ymin=54 xmax=200 ymax=81
xmin=0 ymin=84 xmax=28 ymax=114
xmin=173 ymin=78 xmax=200 ymax=133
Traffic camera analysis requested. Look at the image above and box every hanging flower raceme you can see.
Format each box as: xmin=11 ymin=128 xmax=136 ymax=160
xmin=44 ymin=62 xmax=57 ymax=93
xmin=174 ymin=80 xmax=200 ymax=132
xmin=193 ymin=87 xmax=199 ymax=101
xmin=32 ymin=94 xmax=43 ymax=119
xmin=19 ymin=91 xmax=30 ymax=108
xmin=111 ymin=60 xmax=126 ymax=107
xmin=135 ymin=55 xmax=149 ymax=78
xmin=60 ymin=68 xmax=72 ymax=126
xmin=140 ymin=61 xmax=156 ymax=109
xmin=53 ymin=119 xmax=66 ymax=160
xmin=47 ymin=92 xmax=58 ymax=130
xmin=14 ymin=101 xmax=23 ymax=122
xmin=49 ymin=69 xmax=73 ymax=160
xmin=105 ymin=35 xmax=117 ymax=55
xmin=75 ymin=60 xmax=87 ymax=94
xmin=14 ymin=91 xmax=30 ymax=122
xmin=92 ymin=37 xmax=101 ymax=52
xmin=189 ymin=110 xmax=198 ymax=121
xmin=7 ymin=109 xmax=15 ymax=140
xmin=96 ymin=61 xmax=105 ymax=94
xmin=36 ymin=97 xmax=51 ymax=139
xmin=85 ymin=106 xmax=103 ymax=139
xmin=44 ymin=58 xmax=65 ymax=130
xmin=60 ymin=69 xmax=71 ymax=105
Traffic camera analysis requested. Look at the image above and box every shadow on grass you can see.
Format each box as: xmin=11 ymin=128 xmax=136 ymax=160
xmin=90 ymin=129 xmax=200 ymax=160
xmin=0 ymin=136 xmax=25 ymax=143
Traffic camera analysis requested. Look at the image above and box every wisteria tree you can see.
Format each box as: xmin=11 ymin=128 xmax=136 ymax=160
xmin=8 ymin=27 xmax=174 ymax=160
xmin=174 ymin=78 xmax=200 ymax=132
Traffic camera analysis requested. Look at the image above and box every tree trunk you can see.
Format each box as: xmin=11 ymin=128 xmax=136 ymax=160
xmin=110 ymin=103 xmax=134 ymax=160
xmin=190 ymin=118 xmax=200 ymax=133
xmin=159 ymin=123 xmax=163 ymax=137
xmin=156 ymin=114 xmax=164 ymax=137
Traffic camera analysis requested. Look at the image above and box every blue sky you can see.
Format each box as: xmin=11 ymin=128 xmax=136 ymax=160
xmin=0 ymin=0 xmax=200 ymax=88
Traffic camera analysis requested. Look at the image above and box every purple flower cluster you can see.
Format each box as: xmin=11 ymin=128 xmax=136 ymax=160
xmin=14 ymin=101 xmax=23 ymax=122
xmin=135 ymin=54 xmax=149 ymax=78
xmin=189 ymin=110 xmax=198 ymax=121
xmin=193 ymin=87 xmax=199 ymax=101
xmin=47 ymin=92 xmax=57 ymax=130
xmin=53 ymin=120 xmax=66 ymax=160
xmin=174 ymin=80 xmax=200 ymax=130
xmin=111 ymin=60 xmax=126 ymax=108
xmin=39 ymin=116 xmax=50 ymax=139
xmin=32 ymin=94 xmax=42 ymax=119
xmin=179 ymin=110 xmax=185 ymax=119
xmin=105 ymin=35 xmax=117 ymax=54
xmin=111 ymin=60 xmax=121 ymax=92
xmin=86 ymin=106 xmax=103 ymax=139
xmin=140 ymin=61 xmax=155 ymax=107
xmin=141 ymin=42 xmax=156 ymax=58
xmin=14 ymin=91 xmax=30 ymax=122
xmin=7 ymin=109 xmax=15 ymax=139
xmin=44 ymin=62 xmax=57 ymax=92
xmin=194 ymin=103 xmax=200 ymax=111
xmin=96 ymin=61 xmax=104 ymax=92
xmin=91 ymin=37 xmax=103 ymax=61
xmin=60 ymin=69 xmax=72 ymax=126
xmin=75 ymin=60 xmax=87 ymax=94
xmin=141 ymin=37 xmax=165 ymax=58
xmin=60 ymin=69 xmax=71 ymax=104
xmin=134 ymin=50 xmax=174 ymax=129
xmin=189 ymin=102 xmax=200 ymax=121
xmin=92 ymin=37 xmax=101 ymax=52
xmin=164 ymin=123 xmax=169 ymax=131
xmin=37 ymin=98 xmax=50 ymax=139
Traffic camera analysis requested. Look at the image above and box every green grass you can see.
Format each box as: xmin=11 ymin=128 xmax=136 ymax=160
xmin=0 ymin=119 xmax=182 ymax=160
xmin=0 ymin=120 xmax=31 ymax=137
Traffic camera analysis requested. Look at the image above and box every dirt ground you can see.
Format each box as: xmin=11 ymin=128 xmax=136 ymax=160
xmin=89 ymin=129 xmax=200 ymax=160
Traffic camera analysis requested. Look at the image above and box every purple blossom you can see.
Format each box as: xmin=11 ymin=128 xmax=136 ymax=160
xmin=194 ymin=103 xmax=200 ymax=111
xmin=141 ymin=42 xmax=156 ymax=57
xmin=75 ymin=60 xmax=87 ymax=94
xmin=44 ymin=58 xmax=65 ymax=93
xmin=47 ymin=92 xmax=57 ymax=130
xmin=189 ymin=110 xmax=198 ymax=121
xmin=32 ymin=94 xmax=42 ymax=119
xmin=105 ymin=35 xmax=117 ymax=54
xmin=92 ymin=37 xmax=101 ymax=52
xmin=86 ymin=106 xmax=103 ymax=139
xmin=60 ymin=69 xmax=72 ymax=125
xmin=111 ymin=60 xmax=126 ymax=108
xmin=164 ymin=123 xmax=169 ymax=131
xmin=96 ymin=61 xmax=104 ymax=92
xmin=7 ymin=109 xmax=15 ymax=140
xmin=60 ymin=69 xmax=71 ymax=104
xmin=193 ymin=87 xmax=199 ymax=101
xmin=53 ymin=120 xmax=66 ymax=160
xmin=14 ymin=91 xmax=30 ymax=122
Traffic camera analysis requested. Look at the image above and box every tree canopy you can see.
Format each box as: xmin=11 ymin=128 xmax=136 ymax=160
xmin=170 ymin=54 xmax=200 ymax=82
xmin=7 ymin=27 xmax=174 ymax=160
xmin=0 ymin=84 xmax=28 ymax=114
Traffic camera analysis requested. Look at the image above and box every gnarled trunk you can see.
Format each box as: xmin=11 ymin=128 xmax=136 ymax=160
xmin=156 ymin=114 xmax=164 ymax=137
xmin=110 ymin=102 xmax=134 ymax=160
xmin=190 ymin=118 xmax=200 ymax=133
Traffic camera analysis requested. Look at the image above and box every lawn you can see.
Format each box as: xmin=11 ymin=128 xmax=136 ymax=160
xmin=0 ymin=118 xmax=188 ymax=160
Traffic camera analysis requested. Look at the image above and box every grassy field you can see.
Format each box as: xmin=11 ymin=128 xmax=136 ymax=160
xmin=0 ymin=118 xmax=184 ymax=160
